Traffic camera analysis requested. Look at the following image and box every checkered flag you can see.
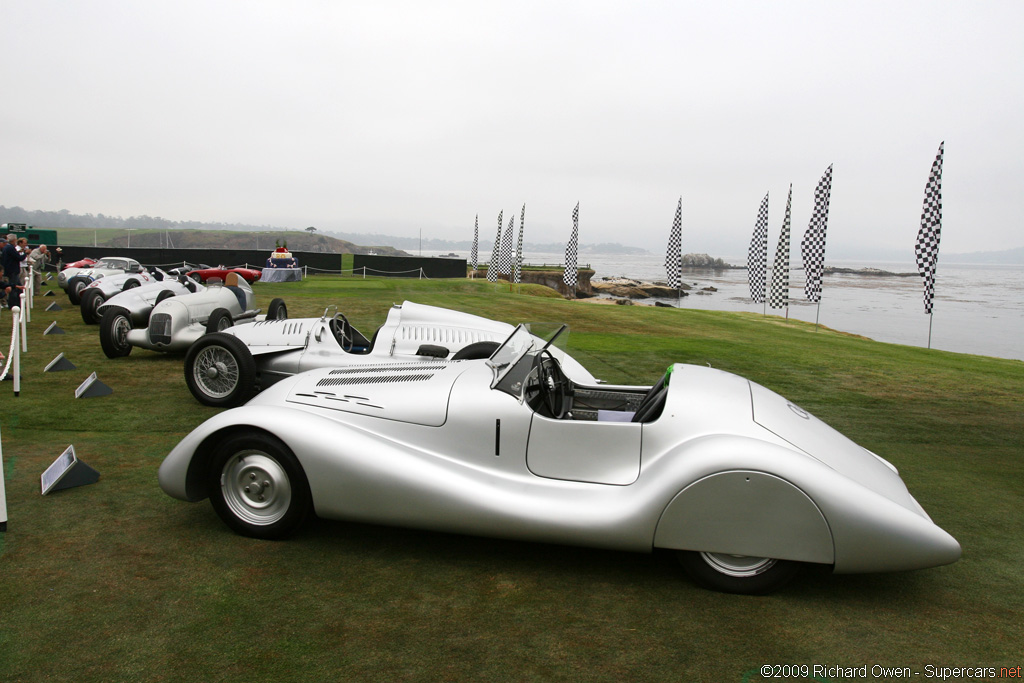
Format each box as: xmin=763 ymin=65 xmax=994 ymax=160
xmin=747 ymin=192 xmax=769 ymax=303
xmin=915 ymin=142 xmax=944 ymax=314
xmin=563 ymin=203 xmax=579 ymax=289
xmin=514 ymin=204 xmax=525 ymax=284
xmin=487 ymin=211 xmax=503 ymax=282
xmin=768 ymin=185 xmax=793 ymax=309
xmin=471 ymin=215 xmax=479 ymax=271
xmin=499 ymin=214 xmax=515 ymax=276
xmin=800 ymin=165 xmax=833 ymax=303
xmin=665 ymin=197 xmax=682 ymax=289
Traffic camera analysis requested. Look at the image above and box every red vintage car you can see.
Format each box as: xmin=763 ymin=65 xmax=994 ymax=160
xmin=186 ymin=265 xmax=262 ymax=284
xmin=61 ymin=257 xmax=98 ymax=270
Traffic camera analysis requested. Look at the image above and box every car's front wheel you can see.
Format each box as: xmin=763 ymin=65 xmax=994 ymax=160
xmin=207 ymin=433 xmax=312 ymax=539
xmin=79 ymin=289 xmax=106 ymax=324
xmin=677 ymin=550 xmax=801 ymax=595
xmin=99 ymin=306 xmax=133 ymax=358
xmin=184 ymin=334 xmax=257 ymax=407
xmin=67 ymin=276 xmax=89 ymax=305
xmin=206 ymin=308 xmax=233 ymax=334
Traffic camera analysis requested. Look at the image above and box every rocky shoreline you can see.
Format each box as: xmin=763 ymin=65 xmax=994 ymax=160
xmin=591 ymin=277 xmax=719 ymax=300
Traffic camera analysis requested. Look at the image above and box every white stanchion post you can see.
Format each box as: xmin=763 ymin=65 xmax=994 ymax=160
xmin=11 ymin=306 xmax=21 ymax=397
xmin=26 ymin=265 xmax=33 ymax=320
xmin=1 ymin=424 xmax=8 ymax=532
xmin=19 ymin=300 xmax=27 ymax=354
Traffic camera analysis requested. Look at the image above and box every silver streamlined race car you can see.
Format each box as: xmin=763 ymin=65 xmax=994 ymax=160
xmin=182 ymin=300 xmax=596 ymax=407
xmin=80 ymin=269 xmax=203 ymax=324
xmin=58 ymin=256 xmax=147 ymax=305
xmin=159 ymin=324 xmax=960 ymax=594
xmin=100 ymin=272 xmax=286 ymax=358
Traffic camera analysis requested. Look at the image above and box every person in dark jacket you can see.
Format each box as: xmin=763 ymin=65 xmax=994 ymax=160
xmin=2 ymin=234 xmax=26 ymax=308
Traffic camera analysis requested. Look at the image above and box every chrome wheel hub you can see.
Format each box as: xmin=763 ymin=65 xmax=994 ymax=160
xmin=221 ymin=452 xmax=291 ymax=526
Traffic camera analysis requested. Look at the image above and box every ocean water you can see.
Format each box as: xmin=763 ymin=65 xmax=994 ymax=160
xmin=427 ymin=250 xmax=1024 ymax=362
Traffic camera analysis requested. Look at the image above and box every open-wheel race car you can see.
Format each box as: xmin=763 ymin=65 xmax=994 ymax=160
xmin=159 ymin=324 xmax=960 ymax=594
xmin=58 ymin=256 xmax=147 ymax=305
xmin=79 ymin=269 xmax=199 ymax=324
xmin=100 ymin=272 xmax=285 ymax=358
xmin=83 ymin=271 xmax=205 ymax=325
xmin=183 ymin=301 xmax=596 ymax=407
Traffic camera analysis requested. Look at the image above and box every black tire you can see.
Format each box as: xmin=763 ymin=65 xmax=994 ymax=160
xmin=99 ymin=306 xmax=134 ymax=358
xmin=266 ymin=298 xmax=288 ymax=320
xmin=79 ymin=288 xmax=106 ymax=325
xmin=206 ymin=308 xmax=234 ymax=335
xmin=67 ymin=276 xmax=89 ymax=305
xmin=207 ymin=432 xmax=312 ymax=539
xmin=184 ymin=334 xmax=258 ymax=407
xmin=451 ymin=340 xmax=501 ymax=360
xmin=677 ymin=550 xmax=802 ymax=595
xmin=122 ymin=279 xmax=140 ymax=290
xmin=155 ymin=289 xmax=175 ymax=304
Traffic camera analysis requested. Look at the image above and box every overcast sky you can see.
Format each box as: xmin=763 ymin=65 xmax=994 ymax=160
xmin=3 ymin=0 xmax=1022 ymax=257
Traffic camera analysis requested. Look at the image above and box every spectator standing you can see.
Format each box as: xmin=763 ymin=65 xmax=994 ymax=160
xmin=1 ymin=235 xmax=26 ymax=308
xmin=27 ymin=244 xmax=50 ymax=295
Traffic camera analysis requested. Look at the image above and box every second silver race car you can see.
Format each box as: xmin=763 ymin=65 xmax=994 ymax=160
xmin=183 ymin=301 xmax=596 ymax=407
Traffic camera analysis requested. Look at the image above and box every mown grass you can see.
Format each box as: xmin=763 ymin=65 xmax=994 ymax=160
xmin=1 ymin=275 xmax=1021 ymax=682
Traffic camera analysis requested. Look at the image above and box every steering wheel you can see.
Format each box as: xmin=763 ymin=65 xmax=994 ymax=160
xmin=533 ymin=350 xmax=570 ymax=419
xmin=331 ymin=312 xmax=354 ymax=352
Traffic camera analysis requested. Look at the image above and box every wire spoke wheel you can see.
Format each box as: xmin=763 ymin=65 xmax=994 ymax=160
xmin=193 ymin=345 xmax=240 ymax=399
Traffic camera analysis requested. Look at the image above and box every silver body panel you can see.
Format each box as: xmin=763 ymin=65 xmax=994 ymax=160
xmin=160 ymin=356 xmax=960 ymax=574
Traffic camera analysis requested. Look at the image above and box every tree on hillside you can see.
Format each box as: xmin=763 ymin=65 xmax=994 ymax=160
xmin=306 ymin=226 xmax=317 ymax=234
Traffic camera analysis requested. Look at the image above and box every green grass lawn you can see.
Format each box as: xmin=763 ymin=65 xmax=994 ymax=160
xmin=1 ymin=276 xmax=1021 ymax=682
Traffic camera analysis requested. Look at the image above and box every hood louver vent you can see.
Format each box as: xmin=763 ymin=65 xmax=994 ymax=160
xmin=316 ymin=373 xmax=435 ymax=388
xmin=327 ymin=363 xmax=449 ymax=375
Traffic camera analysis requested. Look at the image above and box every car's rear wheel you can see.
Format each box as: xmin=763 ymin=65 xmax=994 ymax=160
xmin=99 ymin=306 xmax=133 ymax=358
xmin=80 ymin=289 xmax=106 ymax=324
xmin=207 ymin=432 xmax=311 ymax=539
xmin=122 ymin=279 xmax=140 ymax=290
xmin=677 ymin=550 xmax=801 ymax=595
xmin=267 ymin=298 xmax=287 ymax=320
xmin=67 ymin=276 xmax=89 ymax=305
xmin=206 ymin=307 xmax=233 ymax=334
xmin=185 ymin=334 xmax=257 ymax=407
xmin=155 ymin=289 xmax=175 ymax=304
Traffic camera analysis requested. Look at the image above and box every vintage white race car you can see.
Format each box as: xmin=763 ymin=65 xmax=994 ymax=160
xmin=58 ymin=256 xmax=147 ymax=305
xmin=159 ymin=324 xmax=960 ymax=594
xmin=100 ymin=273 xmax=286 ymax=358
xmin=79 ymin=269 xmax=196 ymax=324
xmin=182 ymin=301 xmax=596 ymax=407
xmin=85 ymin=272 xmax=206 ymax=326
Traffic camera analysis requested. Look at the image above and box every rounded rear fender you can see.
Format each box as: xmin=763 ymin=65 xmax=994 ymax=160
xmin=653 ymin=470 xmax=835 ymax=565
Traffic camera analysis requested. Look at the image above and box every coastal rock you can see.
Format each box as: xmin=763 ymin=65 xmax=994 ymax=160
xmin=592 ymin=281 xmax=650 ymax=299
xmin=593 ymin=279 xmax=691 ymax=299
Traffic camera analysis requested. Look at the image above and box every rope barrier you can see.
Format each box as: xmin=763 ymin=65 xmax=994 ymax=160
xmin=1 ymin=307 xmax=21 ymax=391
